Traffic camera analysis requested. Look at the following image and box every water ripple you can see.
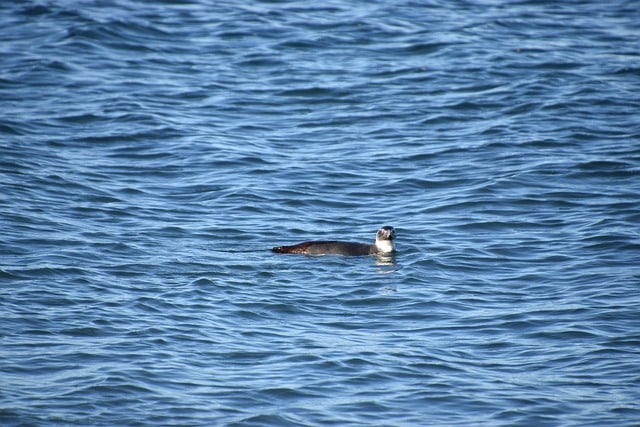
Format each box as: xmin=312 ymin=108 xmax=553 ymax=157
xmin=2 ymin=0 xmax=640 ymax=426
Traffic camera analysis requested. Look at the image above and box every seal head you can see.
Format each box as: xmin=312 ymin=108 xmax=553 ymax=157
xmin=373 ymin=225 xmax=396 ymax=254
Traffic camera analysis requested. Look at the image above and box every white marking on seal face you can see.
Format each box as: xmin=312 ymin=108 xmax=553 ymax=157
xmin=375 ymin=226 xmax=396 ymax=254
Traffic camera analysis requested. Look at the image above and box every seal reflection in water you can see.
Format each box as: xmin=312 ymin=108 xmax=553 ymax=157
xmin=272 ymin=226 xmax=396 ymax=256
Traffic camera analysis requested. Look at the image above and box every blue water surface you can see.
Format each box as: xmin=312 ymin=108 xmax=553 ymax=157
xmin=2 ymin=1 xmax=640 ymax=426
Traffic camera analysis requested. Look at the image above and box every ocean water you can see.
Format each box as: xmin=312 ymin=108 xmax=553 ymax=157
xmin=1 ymin=0 xmax=640 ymax=425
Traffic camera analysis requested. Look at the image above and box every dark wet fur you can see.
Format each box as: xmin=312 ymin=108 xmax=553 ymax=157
xmin=272 ymin=241 xmax=374 ymax=256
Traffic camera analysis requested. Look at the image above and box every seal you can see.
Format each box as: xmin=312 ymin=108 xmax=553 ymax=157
xmin=272 ymin=226 xmax=396 ymax=256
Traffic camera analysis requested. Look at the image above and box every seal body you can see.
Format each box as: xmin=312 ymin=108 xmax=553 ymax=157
xmin=272 ymin=226 xmax=396 ymax=256
xmin=272 ymin=241 xmax=374 ymax=256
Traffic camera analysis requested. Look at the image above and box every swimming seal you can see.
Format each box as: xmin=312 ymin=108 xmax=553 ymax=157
xmin=272 ymin=226 xmax=396 ymax=256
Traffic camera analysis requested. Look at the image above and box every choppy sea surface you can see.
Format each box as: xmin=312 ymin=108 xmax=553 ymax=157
xmin=2 ymin=1 xmax=640 ymax=426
